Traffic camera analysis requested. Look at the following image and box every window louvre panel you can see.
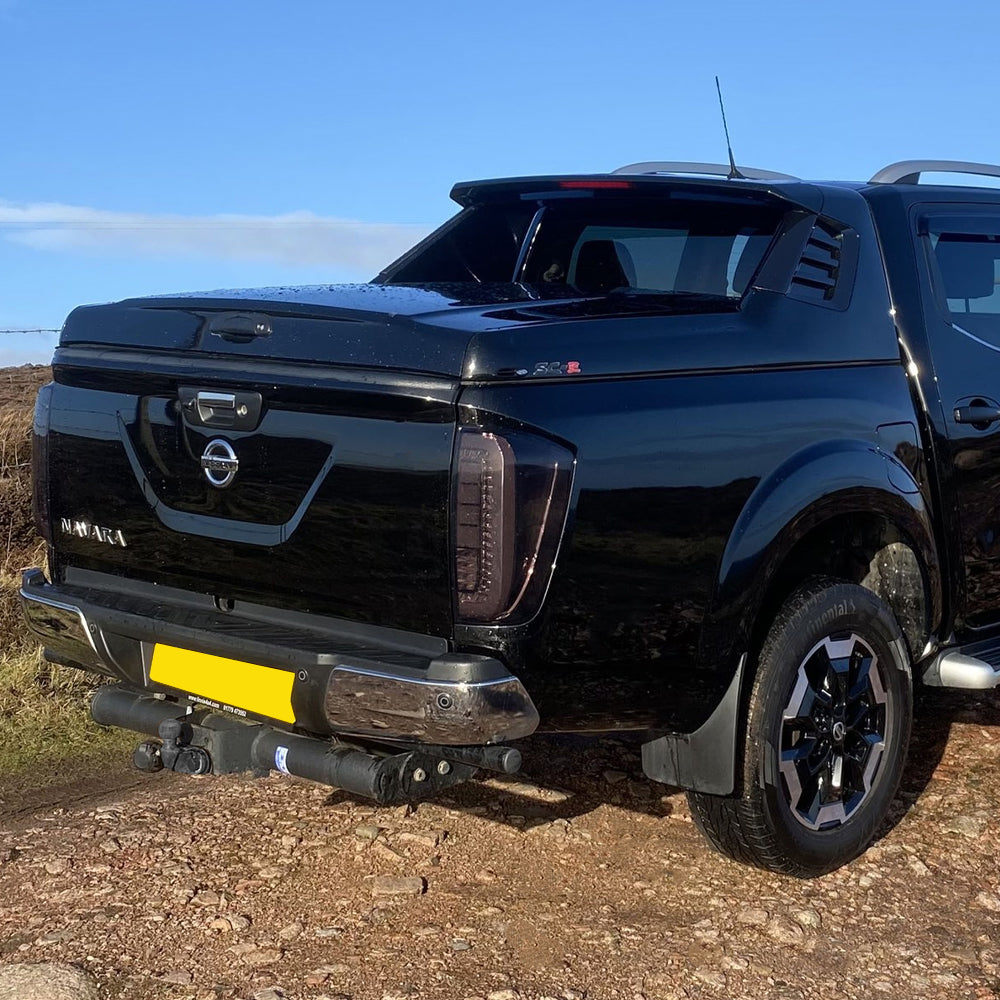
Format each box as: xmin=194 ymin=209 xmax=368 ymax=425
xmin=790 ymin=222 xmax=844 ymax=303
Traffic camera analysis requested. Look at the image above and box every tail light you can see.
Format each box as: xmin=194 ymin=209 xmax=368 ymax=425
xmin=32 ymin=383 xmax=53 ymax=544
xmin=454 ymin=426 xmax=575 ymax=624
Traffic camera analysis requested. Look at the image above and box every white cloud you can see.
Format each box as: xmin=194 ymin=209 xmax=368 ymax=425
xmin=0 ymin=331 xmax=58 ymax=368
xmin=0 ymin=200 xmax=431 ymax=274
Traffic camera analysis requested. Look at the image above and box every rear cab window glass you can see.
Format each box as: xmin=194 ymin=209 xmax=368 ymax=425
xmin=385 ymin=204 xmax=536 ymax=284
xmin=520 ymin=199 xmax=779 ymax=298
xmin=379 ymin=193 xmax=783 ymax=301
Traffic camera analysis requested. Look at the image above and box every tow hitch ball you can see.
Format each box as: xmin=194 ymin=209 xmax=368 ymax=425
xmin=133 ymin=718 xmax=211 ymax=776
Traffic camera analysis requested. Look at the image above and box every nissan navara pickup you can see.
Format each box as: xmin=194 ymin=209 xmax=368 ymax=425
xmin=23 ymin=158 xmax=1000 ymax=876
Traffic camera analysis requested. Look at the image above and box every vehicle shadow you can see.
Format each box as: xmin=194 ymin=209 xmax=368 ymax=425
xmin=444 ymin=731 xmax=672 ymax=829
xmin=881 ymin=685 xmax=1000 ymax=835
xmin=324 ymin=730 xmax=675 ymax=830
xmin=321 ymin=687 xmax=1000 ymax=840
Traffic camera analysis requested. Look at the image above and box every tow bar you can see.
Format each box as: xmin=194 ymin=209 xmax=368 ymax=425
xmin=90 ymin=685 xmax=521 ymax=804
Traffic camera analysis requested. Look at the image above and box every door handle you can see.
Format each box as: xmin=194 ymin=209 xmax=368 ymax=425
xmin=954 ymin=405 xmax=1000 ymax=426
xmin=207 ymin=312 xmax=272 ymax=344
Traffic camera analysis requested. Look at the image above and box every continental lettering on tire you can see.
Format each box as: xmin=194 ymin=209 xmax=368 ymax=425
xmin=817 ymin=600 xmax=857 ymax=627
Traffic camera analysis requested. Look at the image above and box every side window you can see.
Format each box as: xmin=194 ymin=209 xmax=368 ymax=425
xmin=931 ymin=232 xmax=1000 ymax=315
xmin=925 ymin=221 xmax=1000 ymax=350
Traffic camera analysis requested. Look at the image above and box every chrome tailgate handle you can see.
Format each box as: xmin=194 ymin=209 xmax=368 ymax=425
xmin=196 ymin=392 xmax=235 ymax=422
xmin=178 ymin=387 xmax=263 ymax=430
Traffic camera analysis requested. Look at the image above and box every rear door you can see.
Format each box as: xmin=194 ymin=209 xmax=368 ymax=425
xmin=916 ymin=206 xmax=1000 ymax=628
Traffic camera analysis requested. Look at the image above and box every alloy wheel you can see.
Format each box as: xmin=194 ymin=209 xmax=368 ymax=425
xmin=779 ymin=633 xmax=891 ymax=831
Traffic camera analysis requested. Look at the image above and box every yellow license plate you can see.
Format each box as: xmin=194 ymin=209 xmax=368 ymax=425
xmin=149 ymin=644 xmax=296 ymax=724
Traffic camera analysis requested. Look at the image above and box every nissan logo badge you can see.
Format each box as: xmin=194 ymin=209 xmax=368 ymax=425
xmin=200 ymin=438 xmax=239 ymax=488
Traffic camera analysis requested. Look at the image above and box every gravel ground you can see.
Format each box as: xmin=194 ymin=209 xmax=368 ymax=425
xmin=2 ymin=689 xmax=1000 ymax=1000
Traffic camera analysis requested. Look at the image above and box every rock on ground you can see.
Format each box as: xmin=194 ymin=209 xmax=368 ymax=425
xmin=0 ymin=963 xmax=98 ymax=1000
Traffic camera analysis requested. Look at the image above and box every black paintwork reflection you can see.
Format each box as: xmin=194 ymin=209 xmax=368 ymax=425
xmin=532 ymin=480 xmax=755 ymax=732
xmin=134 ymin=398 xmax=332 ymax=525
xmin=861 ymin=186 xmax=1000 ymax=640
xmin=48 ymin=380 xmax=456 ymax=636
xmin=935 ymin=422 xmax=1000 ymax=628
xmin=463 ymin=364 xmax=921 ymax=734
xmin=483 ymin=291 xmax=739 ymax=323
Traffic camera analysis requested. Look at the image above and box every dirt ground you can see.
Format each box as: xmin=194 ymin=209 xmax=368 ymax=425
xmin=3 ymin=688 xmax=1000 ymax=1000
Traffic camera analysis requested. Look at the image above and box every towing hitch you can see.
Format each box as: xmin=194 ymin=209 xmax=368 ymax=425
xmin=133 ymin=717 xmax=212 ymax=776
xmin=91 ymin=685 xmax=511 ymax=804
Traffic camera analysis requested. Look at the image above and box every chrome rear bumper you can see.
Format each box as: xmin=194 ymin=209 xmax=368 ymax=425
xmin=20 ymin=568 xmax=539 ymax=745
xmin=20 ymin=577 xmax=100 ymax=666
xmin=323 ymin=660 xmax=539 ymax=744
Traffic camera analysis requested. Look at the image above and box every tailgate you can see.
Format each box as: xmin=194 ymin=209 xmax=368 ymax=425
xmin=42 ymin=299 xmax=462 ymax=637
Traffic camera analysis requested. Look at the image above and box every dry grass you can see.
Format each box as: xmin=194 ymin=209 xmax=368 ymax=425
xmin=0 ymin=603 xmax=131 ymax=780
xmin=0 ymin=365 xmax=132 ymax=783
xmin=0 ymin=565 xmax=131 ymax=783
xmin=0 ymin=407 xmax=32 ymax=473
xmin=0 ymin=365 xmax=47 ymax=575
xmin=0 ymin=363 xmax=51 ymax=410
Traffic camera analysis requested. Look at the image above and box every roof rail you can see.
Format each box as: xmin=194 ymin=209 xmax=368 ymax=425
xmin=870 ymin=160 xmax=1000 ymax=185
xmin=613 ymin=160 xmax=799 ymax=182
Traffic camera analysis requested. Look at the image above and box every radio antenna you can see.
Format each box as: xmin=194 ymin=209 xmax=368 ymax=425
xmin=715 ymin=76 xmax=745 ymax=180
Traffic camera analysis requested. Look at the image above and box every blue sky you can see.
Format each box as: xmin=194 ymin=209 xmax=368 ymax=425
xmin=1 ymin=0 xmax=997 ymax=363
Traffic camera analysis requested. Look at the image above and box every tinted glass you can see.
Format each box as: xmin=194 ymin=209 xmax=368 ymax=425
xmin=932 ymin=232 xmax=1000 ymax=315
xmin=930 ymin=229 xmax=1000 ymax=348
xmin=381 ymin=204 xmax=535 ymax=284
xmin=521 ymin=198 xmax=780 ymax=297
xmin=381 ymin=195 xmax=781 ymax=297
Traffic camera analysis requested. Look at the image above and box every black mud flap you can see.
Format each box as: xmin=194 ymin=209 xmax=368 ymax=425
xmin=640 ymin=654 xmax=745 ymax=796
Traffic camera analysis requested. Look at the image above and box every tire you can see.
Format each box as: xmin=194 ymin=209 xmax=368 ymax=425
xmin=688 ymin=577 xmax=912 ymax=877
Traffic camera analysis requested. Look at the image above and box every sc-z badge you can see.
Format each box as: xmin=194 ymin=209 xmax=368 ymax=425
xmin=532 ymin=360 xmax=582 ymax=376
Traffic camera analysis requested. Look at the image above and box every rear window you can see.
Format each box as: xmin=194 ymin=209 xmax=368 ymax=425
xmin=380 ymin=204 xmax=536 ymax=285
xmin=379 ymin=195 xmax=782 ymax=298
xmin=521 ymin=199 xmax=778 ymax=298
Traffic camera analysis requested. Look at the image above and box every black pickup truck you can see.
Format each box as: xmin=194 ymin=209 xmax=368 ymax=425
xmin=22 ymin=158 xmax=1000 ymax=876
